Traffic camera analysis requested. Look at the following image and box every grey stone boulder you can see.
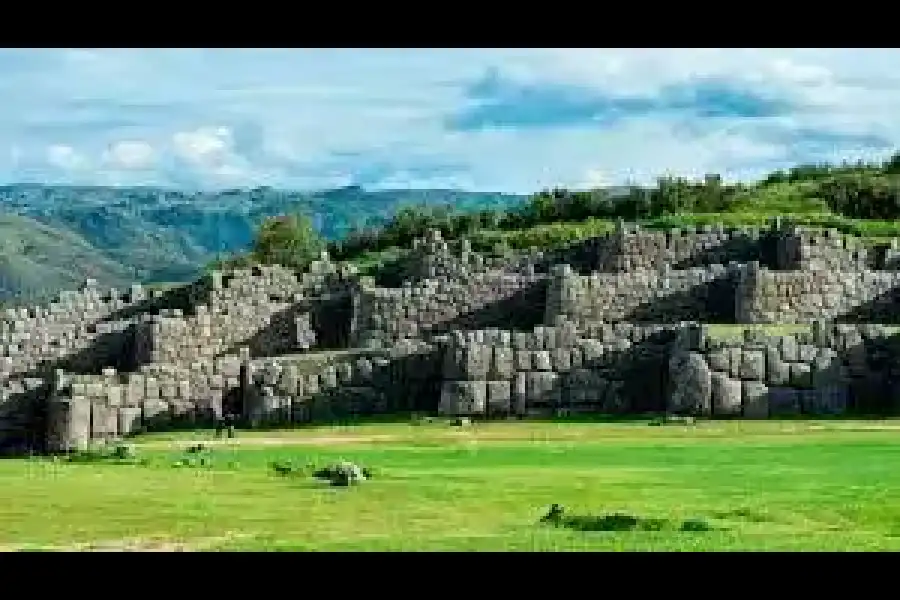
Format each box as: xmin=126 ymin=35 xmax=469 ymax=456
xmin=667 ymin=352 xmax=711 ymax=416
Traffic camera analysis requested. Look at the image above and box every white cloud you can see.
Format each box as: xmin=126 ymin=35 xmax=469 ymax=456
xmin=171 ymin=126 xmax=234 ymax=167
xmin=103 ymin=140 xmax=156 ymax=169
xmin=0 ymin=49 xmax=897 ymax=192
xmin=45 ymin=144 xmax=87 ymax=171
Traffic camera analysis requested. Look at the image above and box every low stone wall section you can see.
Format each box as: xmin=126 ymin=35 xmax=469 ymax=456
xmin=736 ymin=263 xmax=900 ymax=324
xmin=668 ymin=323 xmax=900 ymax=418
xmin=352 ymin=272 xmax=548 ymax=346
xmin=545 ymin=263 xmax=740 ymax=325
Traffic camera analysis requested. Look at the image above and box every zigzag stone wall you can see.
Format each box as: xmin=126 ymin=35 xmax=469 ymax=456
xmin=1 ymin=257 xmax=349 ymax=452
xmin=12 ymin=222 xmax=900 ymax=454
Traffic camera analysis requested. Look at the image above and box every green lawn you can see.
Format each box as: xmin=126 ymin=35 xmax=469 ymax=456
xmin=2 ymin=419 xmax=900 ymax=551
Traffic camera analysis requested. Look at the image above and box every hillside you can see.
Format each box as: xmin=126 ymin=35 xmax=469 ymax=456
xmin=0 ymin=185 xmax=527 ymax=303
xmin=0 ymin=214 xmax=135 ymax=303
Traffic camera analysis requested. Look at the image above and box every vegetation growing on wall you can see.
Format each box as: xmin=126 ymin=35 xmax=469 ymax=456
xmin=240 ymin=153 xmax=900 ymax=274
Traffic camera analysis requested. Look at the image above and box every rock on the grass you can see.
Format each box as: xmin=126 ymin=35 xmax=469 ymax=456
xmin=315 ymin=461 xmax=368 ymax=486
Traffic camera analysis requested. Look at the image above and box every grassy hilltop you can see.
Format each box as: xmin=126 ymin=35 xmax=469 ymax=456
xmin=230 ymin=154 xmax=900 ymax=276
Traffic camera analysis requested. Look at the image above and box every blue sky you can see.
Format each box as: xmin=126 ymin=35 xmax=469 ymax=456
xmin=1 ymin=48 xmax=898 ymax=194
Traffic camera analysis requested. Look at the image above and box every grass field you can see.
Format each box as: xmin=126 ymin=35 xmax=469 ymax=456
xmin=2 ymin=419 xmax=900 ymax=551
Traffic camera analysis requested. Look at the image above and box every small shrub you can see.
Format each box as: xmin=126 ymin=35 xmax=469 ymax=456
xmin=111 ymin=443 xmax=137 ymax=460
xmin=562 ymin=513 xmax=668 ymax=532
xmin=172 ymin=444 xmax=215 ymax=469
xmin=270 ymin=460 xmax=302 ymax=476
xmin=680 ymin=518 xmax=715 ymax=532
xmin=66 ymin=441 xmax=138 ymax=464
xmin=539 ymin=506 xmax=721 ymax=533
xmin=410 ymin=413 xmax=436 ymax=426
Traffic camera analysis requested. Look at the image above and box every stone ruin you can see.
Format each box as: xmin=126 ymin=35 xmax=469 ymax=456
xmin=3 ymin=218 xmax=900 ymax=455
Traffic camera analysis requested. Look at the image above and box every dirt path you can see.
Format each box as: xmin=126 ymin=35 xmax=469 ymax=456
xmin=140 ymin=433 xmax=410 ymax=450
xmin=135 ymin=421 xmax=900 ymax=451
xmin=1 ymin=532 xmax=253 ymax=552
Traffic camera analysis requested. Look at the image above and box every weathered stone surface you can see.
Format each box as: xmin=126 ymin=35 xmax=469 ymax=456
xmin=765 ymin=348 xmax=790 ymax=386
xmin=742 ymin=381 xmax=769 ymax=419
xmin=789 ymin=362 xmax=813 ymax=388
xmin=438 ymin=381 xmax=487 ymax=416
xmin=486 ymin=381 xmax=511 ymax=415
xmin=667 ymin=352 xmax=711 ymax=416
xmin=7 ymin=230 xmax=900 ymax=452
xmin=711 ymin=372 xmax=742 ymax=417
xmin=740 ymin=351 xmax=766 ymax=381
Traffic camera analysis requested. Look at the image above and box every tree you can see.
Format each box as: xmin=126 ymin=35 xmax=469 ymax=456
xmin=252 ymin=213 xmax=325 ymax=271
xmin=883 ymin=151 xmax=900 ymax=175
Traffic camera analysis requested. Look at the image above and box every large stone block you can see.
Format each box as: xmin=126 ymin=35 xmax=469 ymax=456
xmin=47 ymin=397 xmax=91 ymax=452
xmin=706 ymin=348 xmax=730 ymax=373
xmin=486 ymin=381 xmax=512 ymax=415
xmin=514 ymin=350 xmax=533 ymax=372
xmin=117 ymin=407 xmax=142 ymax=436
xmin=513 ymin=372 xmax=528 ymax=415
xmin=789 ymin=363 xmax=813 ymax=388
xmin=742 ymin=381 xmax=769 ymax=419
xmin=534 ymin=351 xmax=553 ymax=371
xmin=438 ymin=380 xmax=487 ymax=416
xmin=765 ymin=348 xmax=790 ymax=386
xmin=91 ymin=403 xmax=118 ymax=439
xmin=711 ymin=372 xmax=742 ymax=417
xmin=667 ymin=352 xmax=711 ymax=416
xmin=526 ymin=371 xmax=559 ymax=406
xmin=491 ymin=347 xmax=514 ymax=379
xmin=740 ymin=350 xmax=766 ymax=381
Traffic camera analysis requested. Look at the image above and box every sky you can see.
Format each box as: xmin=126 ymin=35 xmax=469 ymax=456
xmin=1 ymin=48 xmax=898 ymax=194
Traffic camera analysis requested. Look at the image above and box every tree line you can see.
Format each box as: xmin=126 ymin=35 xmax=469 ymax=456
xmin=237 ymin=153 xmax=900 ymax=271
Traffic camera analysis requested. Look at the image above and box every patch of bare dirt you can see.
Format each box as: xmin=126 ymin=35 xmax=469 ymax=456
xmin=143 ymin=429 xmax=594 ymax=450
xmin=808 ymin=423 xmax=900 ymax=432
xmin=1 ymin=532 xmax=252 ymax=552
xmin=143 ymin=434 xmax=406 ymax=450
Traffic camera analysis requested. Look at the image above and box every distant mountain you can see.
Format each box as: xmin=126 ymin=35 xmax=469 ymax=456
xmin=0 ymin=184 xmax=528 ymax=303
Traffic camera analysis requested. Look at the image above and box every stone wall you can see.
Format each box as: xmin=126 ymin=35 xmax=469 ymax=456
xmin=667 ymin=323 xmax=900 ymax=418
xmin=46 ymin=355 xmax=247 ymax=452
xmin=438 ymin=322 xmax=683 ymax=417
xmin=242 ymin=340 xmax=442 ymax=426
xmin=15 ymin=224 xmax=900 ymax=453
xmin=602 ymin=223 xmax=770 ymax=272
xmin=778 ymin=228 xmax=873 ymax=271
xmin=1 ymin=259 xmax=348 ymax=451
xmin=545 ymin=263 xmax=740 ymax=325
xmin=736 ymin=263 xmax=900 ymax=324
xmin=45 ymin=341 xmax=444 ymax=452
xmin=352 ymin=272 xmax=548 ymax=347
